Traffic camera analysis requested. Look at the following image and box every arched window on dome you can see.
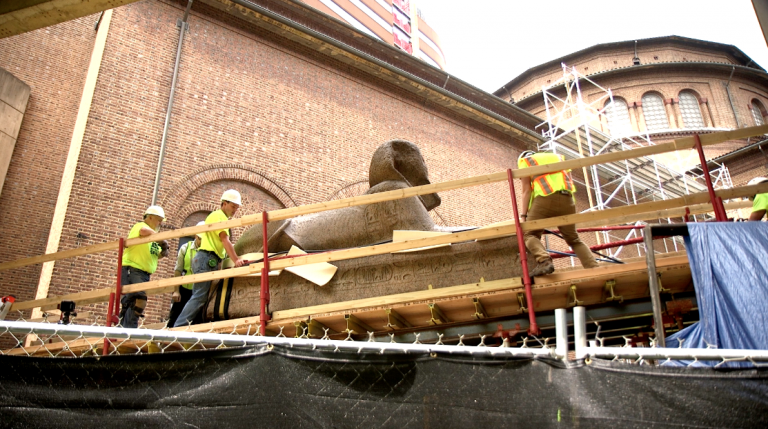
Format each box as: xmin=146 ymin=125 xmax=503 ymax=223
xmin=605 ymin=98 xmax=632 ymax=135
xmin=679 ymin=91 xmax=704 ymax=128
xmin=641 ymin=93 xmax=669 ymax=131
xmin=750 ymin=99 xmax=766 ymax=126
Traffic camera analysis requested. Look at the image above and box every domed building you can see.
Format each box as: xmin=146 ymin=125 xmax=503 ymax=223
xmin=494 ymin=35 xmax=768 ymax=189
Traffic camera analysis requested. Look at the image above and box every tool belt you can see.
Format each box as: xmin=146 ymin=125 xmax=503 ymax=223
xmin=199 ymin=249 xmax=222 ymax=268
xmin=119 ymin=291 xmax=147 ymax=319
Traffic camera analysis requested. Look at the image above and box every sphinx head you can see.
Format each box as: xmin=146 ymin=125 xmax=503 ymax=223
xmin=368 ymin=140 xmax=441 ymax=211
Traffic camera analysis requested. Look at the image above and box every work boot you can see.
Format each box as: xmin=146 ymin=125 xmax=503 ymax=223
xmin=530 ymin=258 xmax=555 ymax=277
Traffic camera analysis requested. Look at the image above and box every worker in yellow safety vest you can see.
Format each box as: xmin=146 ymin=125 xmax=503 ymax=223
xmin=748 ymin=177 xmax=768 ymax=221
xmin=173 ymin=189 xmax=246 ymax=327
xmin=167 ymin=221 xmax=205 ymax=327
xmin=517 ymin=150 xmax=598 ymax=276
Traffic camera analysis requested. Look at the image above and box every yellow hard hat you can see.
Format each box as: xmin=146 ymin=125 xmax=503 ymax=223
xmin=195 ymin=221 xmax=205 ymax=238
xmin=144 ymin=205 xmax=166 ymax=220
xmin=221 ymin=189 xmax=242 ymax=205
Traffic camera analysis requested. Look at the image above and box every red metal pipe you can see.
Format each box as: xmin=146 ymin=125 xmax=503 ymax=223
xmin=260 ymin=211 xmax=270 ymax=335
xmin=114 ymin=237 xmax=124 ymax=325
xmin=549 ymin=235 xmax=670 ymax=259
xmin=693 ymin=134 xmax=728 ymax=221
xmin=507 ymin=169 xmax=539 ymax=335
xmin=684 ymin=207 xmax=691 ymax=223
xmin=103 ymin=237 xmax=123 ymax=355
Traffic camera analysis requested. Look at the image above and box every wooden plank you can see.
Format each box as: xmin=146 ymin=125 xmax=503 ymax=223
xmin=510 ymin=125 xmax=768 ymax=179
xmin=2 ymin=126 xmax=766 ymax=272
xmin=10 ymin=182 xmax=763 ymax=312
xmin=0 ymin=240 xmax=119 ymax=272
xmin=33 ymin=9 xmax=114 ymax=321
xmin=576 ymin=200 xmax=753 ymax=228
xmin=0 ymin=0 xmax=139 ymax=39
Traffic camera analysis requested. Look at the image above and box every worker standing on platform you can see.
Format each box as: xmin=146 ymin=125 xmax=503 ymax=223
xmin=174 ymin=190 xmax=246 ymax=327
xmin=167 ymin=221 xmax=205 ymax=327
xmin=748 ymin=177 xmax=768 ymax=221
xmin=119 ymin=206 xmax=169 ymax=328
xmin=517 ymin=150 xmax=598 ymax=276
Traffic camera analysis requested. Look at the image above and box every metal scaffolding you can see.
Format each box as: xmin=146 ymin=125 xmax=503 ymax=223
xmin=536 ymin=65 xmax=736 ymax=260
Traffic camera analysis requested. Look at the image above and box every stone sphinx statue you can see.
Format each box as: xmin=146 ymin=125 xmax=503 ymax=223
xmin=208 ymin=140 xmax=527 ymax=323
xmin=234 ymin=139 xmax=451 ymax=255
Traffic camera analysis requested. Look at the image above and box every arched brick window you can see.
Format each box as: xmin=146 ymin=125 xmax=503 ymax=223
xmin=641 ymin=93 xmax=669 ymax=131
xmin=605 ymin=98 xmax=632 ymax=135
xmin=679 ymin=91 xmax=704 ymax=128
xmin=751 ymin=99 xmax=766 ymax=126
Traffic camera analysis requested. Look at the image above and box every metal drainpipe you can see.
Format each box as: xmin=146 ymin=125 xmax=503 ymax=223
xmin=724 ymin=66 xmax=741 ymax=129
xmin=152 ymin=0 xmax=193 ymax=205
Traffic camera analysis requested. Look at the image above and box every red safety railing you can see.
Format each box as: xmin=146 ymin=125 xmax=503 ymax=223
xmin=260 ymin=211 xmax=271 ymax=335
xmin=693 ymin=133 xmax=728 ymax=221
xmin=103 ymin=237 xmax=123 ymax=355
xmin=507 ymin=169 xmax=539 ymax=336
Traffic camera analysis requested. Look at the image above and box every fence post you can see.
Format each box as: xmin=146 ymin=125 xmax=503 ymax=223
xmin=555 ymin=308 xmax=568 ymax=359
xmin=573 ymin=306 xmax=587 ymax=359
xmin=507 ymin=169 xmax=539 ymax=335
xmin=260 ymin=211 xmax=270 ymax=335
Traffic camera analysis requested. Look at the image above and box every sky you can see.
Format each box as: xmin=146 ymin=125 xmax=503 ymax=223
xmin=416 ymin=0 xmax=768 ymax=93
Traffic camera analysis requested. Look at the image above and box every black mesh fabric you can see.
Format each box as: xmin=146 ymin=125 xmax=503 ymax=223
xmin=1 ymin=345 xmax=767 ymax=428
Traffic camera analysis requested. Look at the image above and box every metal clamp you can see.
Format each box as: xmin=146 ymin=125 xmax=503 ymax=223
xmin=602 ymin=279 xmax=623 ymax=303
xmin=517 ymin=292 xmax=528 ymax=314
xmin=472 ymin=298 xmax=488 ymax=319
xmin=568 ymin=285 xmax=583 ymax=307
xmin=428 ymin=303 xmax=450 ymax=325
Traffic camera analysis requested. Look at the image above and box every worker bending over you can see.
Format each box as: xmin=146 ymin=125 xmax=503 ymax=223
xmin=120 ymin=206 xmax=169 ymax=328
xmin=748 ymin=177 xmax=768 ymax=221
xmin=518 ymin=150 xmax=598 ymax=276
xmin=167 ymin=221 xmax=205 ymax=327
xmin=174 ymin=190 xmax=246 ymax=327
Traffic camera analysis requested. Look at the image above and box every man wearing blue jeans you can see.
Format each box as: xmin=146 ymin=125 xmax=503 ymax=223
xmin=173 ymin=190 xmax=246 ymax=327
xmin=120 ymin=206 xmax=169 ymax=328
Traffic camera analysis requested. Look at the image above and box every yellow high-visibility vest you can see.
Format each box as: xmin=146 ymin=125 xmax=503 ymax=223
xmin=518 ymin=152 xmax=576 ymax=206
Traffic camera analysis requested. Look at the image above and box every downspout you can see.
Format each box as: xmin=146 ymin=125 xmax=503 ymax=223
xmin=152 ymin=0 xmax=193 ymax=205
xmin=724 ymin=66 xmax=741 ymax=128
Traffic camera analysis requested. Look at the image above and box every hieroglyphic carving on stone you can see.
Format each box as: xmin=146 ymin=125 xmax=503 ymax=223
xmin=356 ymin=264 xmax=394 ymax=285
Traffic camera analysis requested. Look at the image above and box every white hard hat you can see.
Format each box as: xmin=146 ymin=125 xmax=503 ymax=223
xmin=517 ymin=150 xmax=536 ymax=164
xmin=195 ymin=221 xmax=205 ymax=238
xmin=144 ymin=205 xmax=166 ymax=220
xmin=221 ymin=189 xmax=242 ymax=205
xmin=748 ymin=177 xmax=768 ymax=186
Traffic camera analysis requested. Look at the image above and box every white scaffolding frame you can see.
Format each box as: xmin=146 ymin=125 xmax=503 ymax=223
xmin=536 ymin=65 xmax=736 ymax=260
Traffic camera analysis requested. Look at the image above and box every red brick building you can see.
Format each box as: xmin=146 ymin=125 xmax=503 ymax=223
xmin=0 ymin=0 xmax=541 ymax=323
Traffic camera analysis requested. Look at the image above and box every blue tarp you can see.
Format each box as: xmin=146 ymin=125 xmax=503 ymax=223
xmin=665 ymin=222 xmax=768 ymax=366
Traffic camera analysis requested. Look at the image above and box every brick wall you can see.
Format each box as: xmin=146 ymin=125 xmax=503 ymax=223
xmin=0 ymin=15 xmax=96 ymax=308
xmin=0 ymin=0 xmax=532 ymax=324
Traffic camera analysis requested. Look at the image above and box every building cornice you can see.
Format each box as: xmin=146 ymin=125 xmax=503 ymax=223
xmin=494 ymin=35 xmax=764 ymax=100
xmin=194 ymin=0 xmax=544 ymax=145
xmin=512 ymin=61 xmax=768 ymax=107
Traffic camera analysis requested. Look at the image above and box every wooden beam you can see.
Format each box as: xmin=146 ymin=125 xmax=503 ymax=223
xmin=34 ymin=9 xmax=114 ymax=321
xmin=575 ymin=200 xmax=753 ymax=228
xmin=2 ymin=125 xmax=766 ymax=273
xmin=0 ymin=0 xmax=139 ymax=39
xmin=509 ymin=125 xmax=768 ymax=179
xmin=10 ymin=182 xmax=763 ymax=313
xmin=4 ymin=253 xmax=689 ymax=356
